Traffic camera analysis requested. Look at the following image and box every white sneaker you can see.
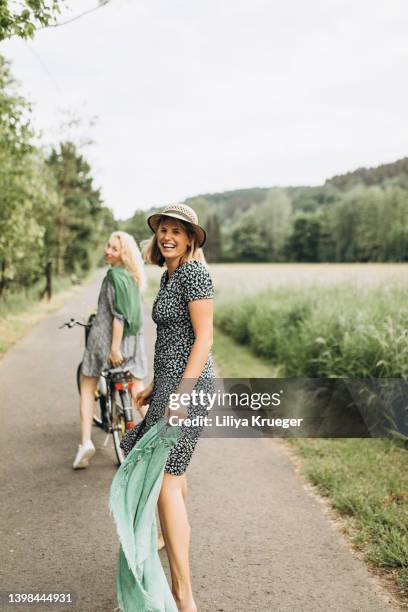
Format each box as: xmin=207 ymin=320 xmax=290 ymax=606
xmin=73 ymin=440 xmax=95 ymax=469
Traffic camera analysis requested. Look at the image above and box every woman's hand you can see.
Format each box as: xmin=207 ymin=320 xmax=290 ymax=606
xmin=110 ymin=318 xmax=124 ymax=368
xmin=134 ymin=382 xmax=154 ymax=409
xmin=109 ymin=347 xmax=124 ymax=368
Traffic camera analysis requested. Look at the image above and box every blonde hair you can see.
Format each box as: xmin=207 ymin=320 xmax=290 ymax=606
xmin=109 ymin=231 xmax=146 ymax=291
xmin=142 ymin=216 xmax=207 ymax=267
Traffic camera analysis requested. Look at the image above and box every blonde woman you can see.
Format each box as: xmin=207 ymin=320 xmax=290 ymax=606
xmin=73 ymin=231 xmax=147 ymax=469
xmin=119 ymin=204 xmax=214 ymax=612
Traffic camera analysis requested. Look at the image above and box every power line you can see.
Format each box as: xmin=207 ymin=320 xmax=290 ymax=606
xmin=39 ymin=0 xmax=112 ymax=30
xmin=23 ymin=41 xmax=62 ymax=95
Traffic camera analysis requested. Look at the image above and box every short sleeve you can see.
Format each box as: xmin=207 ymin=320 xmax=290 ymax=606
xmin=181 ymin=261 xmax=214 ymax=303
xmin=106 ymin=279 xmax=125 ymax=323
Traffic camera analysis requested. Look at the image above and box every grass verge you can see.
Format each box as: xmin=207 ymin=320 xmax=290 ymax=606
xmin=0 ymin=276 xmax=89 ymax=359
xmin=213 ymin=328 xmax=280 ymax=377
xmin=213 ymin=328 xmax=408 ymax=602
xmin=290 ymin=438 xmax=408 ymax=598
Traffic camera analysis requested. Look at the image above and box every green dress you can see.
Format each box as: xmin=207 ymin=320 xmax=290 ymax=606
xmin=109 ymin=418 xmax=181 ymax=612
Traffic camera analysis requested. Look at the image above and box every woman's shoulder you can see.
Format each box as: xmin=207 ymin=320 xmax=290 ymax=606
xmin=178 ymin=260 xmax=214 ymax=300
xmin=179 ymin=260 xmax=210 ymax=276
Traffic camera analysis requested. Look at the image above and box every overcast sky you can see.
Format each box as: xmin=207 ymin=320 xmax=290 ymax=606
xmin=2 ymin=0 xmax=408 ymax=218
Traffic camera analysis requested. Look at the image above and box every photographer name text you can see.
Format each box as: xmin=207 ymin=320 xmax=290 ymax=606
xmin=168 ymin=415 xmax=303 ymax=429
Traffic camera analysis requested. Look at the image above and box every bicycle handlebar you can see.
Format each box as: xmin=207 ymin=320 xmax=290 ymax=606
xmin=59 ymin=318 xmax=90 ymax=330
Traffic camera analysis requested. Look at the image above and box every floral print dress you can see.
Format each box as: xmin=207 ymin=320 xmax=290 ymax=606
xmin=120 ymin=260 xmax=215 ymax=475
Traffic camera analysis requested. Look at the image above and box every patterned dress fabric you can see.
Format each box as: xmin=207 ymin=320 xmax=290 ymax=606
xmin=81 ymin=274 xmax=148 ymax=379
xmin=120 ymin=260 xmax=215 ymax=475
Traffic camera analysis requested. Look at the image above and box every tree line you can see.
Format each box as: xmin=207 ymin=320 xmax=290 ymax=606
xmin=0 ymin=55 xmax=115 ymax=299
xmin=191 ymin=159 xmax=408 ymax=262
xmin=123 ymin=173 xmax=408 ymax=264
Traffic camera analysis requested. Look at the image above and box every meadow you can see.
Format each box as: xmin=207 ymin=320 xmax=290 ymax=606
xmin=146 ymin=261 xmax=408 ymax=297
xmin=145 ymin=262 xmax=408 ymax=598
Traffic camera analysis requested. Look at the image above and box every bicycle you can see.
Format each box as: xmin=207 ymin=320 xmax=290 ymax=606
xmin=60 ymin=315 xmax=138 ymax=465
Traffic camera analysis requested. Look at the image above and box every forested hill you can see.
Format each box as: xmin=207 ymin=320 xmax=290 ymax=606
xmin=326 ymin=157 xmax=408 ymax=190
xmin=124 ymin=156 xmax=408 ymax=263
xmin=187 ymin=187 xmax=269 ymax=217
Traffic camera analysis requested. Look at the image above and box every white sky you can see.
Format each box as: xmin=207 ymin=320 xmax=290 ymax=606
xmin=2 ymin=0 xmax=408 ymax=218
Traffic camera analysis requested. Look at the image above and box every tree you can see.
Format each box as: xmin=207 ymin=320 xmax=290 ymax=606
xmin=257 ymin=189 xmax=292 ymax=259
xmin=229 ymin=209 xmax=269 ymax=261
xmin=0 ymin=1 xmax=62 ymax=41
xmin=0 ymin=54 xmax=41 ymax=294
xmin=203 ymin=213 xmax=221 ymax=262
xmin=285 ymin=215 xmax=321 ymax=262
xmin=46 ymin=141 xmax=110 ymax=276
xmin=122 ymin=211 xmax=151 ymax=246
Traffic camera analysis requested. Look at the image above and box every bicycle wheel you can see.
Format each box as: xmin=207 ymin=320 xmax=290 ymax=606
xmin=93 ymin=376 xmax=108 ymax=428
xmin=76 ymin=363 xmax=82 ymax=394
xmin=93 ymin=393 xmax=107 ymax=428
xmin=111 ymin=390 xmax=126 ymax=465
xmin=111 ymin=389 xmax=133 ymax=465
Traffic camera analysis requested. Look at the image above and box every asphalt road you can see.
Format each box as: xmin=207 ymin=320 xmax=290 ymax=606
xmin=0 ymin=272 xmax=399 ymax=612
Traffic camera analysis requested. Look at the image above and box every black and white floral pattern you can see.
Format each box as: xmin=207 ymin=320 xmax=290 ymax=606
xmin=120 ymin=260 xmax=215 ymax=475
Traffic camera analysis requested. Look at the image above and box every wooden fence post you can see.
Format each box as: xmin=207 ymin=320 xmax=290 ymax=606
xmin=45 ymin=260 xmax=52 ymax=300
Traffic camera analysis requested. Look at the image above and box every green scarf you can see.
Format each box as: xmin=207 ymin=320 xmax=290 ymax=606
xmin=109 ymin=419 xmax=181 ymax=612
xmin=107 ymin=266 xmax=143 ymax=337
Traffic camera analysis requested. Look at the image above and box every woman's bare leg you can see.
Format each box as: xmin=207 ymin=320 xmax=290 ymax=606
xmin=158 ymin=472 xmax=196 ymax=612
xmin=157 ymin=474 xmax=188 ymax=551
xmin=79 ymin=373 xmax=98 ymax=444
xmin=181 ymin=474 xmax=188 ymax=501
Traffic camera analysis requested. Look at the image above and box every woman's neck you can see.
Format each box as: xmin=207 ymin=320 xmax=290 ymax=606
xmin=166 ymin=258 xmax=181 ymax=277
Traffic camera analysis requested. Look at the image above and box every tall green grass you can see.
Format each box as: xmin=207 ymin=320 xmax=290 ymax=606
xmin=215 ymin=284 xmax=408 ymax=377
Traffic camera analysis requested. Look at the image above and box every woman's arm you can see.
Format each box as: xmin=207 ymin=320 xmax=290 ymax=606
xmin=169 ymin=298 xmax=213 ymax=419
xmin=109 ymin=318 xmax=124 ymax=367
xmin=183 ymin=299 xmax=213 ymax=378
xmin=106 ymin=278 xmax=126 ymax=367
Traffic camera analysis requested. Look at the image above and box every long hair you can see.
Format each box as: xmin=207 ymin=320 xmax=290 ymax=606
xmin=109 ymin=231 xmax=146 ymax=291
xmin=142 ymin=216 xmax=207 ymax=267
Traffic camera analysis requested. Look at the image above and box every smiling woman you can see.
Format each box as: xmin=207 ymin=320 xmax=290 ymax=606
xmin=73 ymin=231 xmax=148 ymax=470
xmin=113 ymin=203 xmax=215 ymax=612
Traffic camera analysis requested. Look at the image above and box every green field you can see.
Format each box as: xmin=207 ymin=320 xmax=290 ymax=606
xmin=144 ymin=262 xmax=407 ymax=601
xmin=146 ymin=261 xmax=408 ymax=296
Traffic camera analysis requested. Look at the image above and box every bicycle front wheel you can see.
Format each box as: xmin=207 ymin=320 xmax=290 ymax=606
xmin=76 ymin=363 xmax=82 ymax=394
xmin=111 ymin=389 xmax=131 ymax=465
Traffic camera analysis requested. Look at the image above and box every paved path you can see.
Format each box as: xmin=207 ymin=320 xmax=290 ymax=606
xmin=0 ymin=272 xmax=399 ymax=611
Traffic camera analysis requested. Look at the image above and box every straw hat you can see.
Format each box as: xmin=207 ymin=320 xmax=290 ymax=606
xmin=147 ymin=203 xmax=206 ymax=247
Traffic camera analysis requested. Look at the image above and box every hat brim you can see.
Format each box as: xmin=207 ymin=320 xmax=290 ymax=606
xmin=147 ymin=212 xmax=206 ymax=247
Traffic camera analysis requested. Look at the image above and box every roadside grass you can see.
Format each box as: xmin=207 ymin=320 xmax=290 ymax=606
xmin=213 ymin=328 xmax=408 ymax=599
xmin=213 ymin=328 xmax=280 ymax=377
xmin=291 ymin=438 xmax=408 ymax=595
xmin=0 ymin=276 xmax=86 ymax=359
xmin=215 ymin=283 xmax=408 ymax=377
